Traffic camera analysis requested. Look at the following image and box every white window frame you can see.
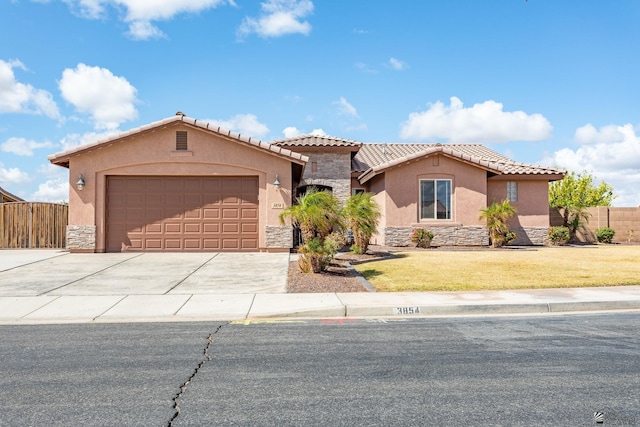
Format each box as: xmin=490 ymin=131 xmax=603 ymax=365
xmin=352 ymin=188 xmax=365 ymax=195
xmin=507 ymin=181 xmax=518 ymax=203
xmin=419 ymin=179 xmax=452 ymax=220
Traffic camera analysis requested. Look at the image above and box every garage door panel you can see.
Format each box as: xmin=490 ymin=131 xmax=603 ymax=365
xmin=222 ymin=239 xmax=239 ymax=249
xmin=145 ymin=239 xmax=162 ymax=249
xmin=241 ymin=239 xmax=258 ymax=249
xmin=222 ymin=208 xmax=239 ymax=219
xmin=184 ymin=239 xmax=202 ymax=249
xmin=184 ymin=209 xmax=202 ymax=219
xmin=184 ymin=223 xmax=201 ymax=233
xmin=241 ymin=208 xmax=257 ymax=219
xmin=165 ymin=223 xmax=182 ymax=233
xmin=165 ymin=239 xmax=182 ymax=249
xmin=242 ymin=223 xmax=257 ymax=233
xmin=107 ymin=176 xmax=259 ymax=252
xmin=203 ymin=239 xmax=220 ymax=249
xmin=222 ymin=223 xmax=239 ymax=233
xmin=203 ymin=208 xmax=220 ymax=219
xmin=146 ymin=223 xmax=162 ymax=233
xmin=203 ymin=223 xmax=219 ymax=233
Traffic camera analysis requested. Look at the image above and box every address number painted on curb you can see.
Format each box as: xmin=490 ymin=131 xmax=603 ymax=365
xmin=393 ymin=307 xmax=421 ymax=315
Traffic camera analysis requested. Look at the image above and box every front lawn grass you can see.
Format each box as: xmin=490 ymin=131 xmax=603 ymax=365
xmin=354 ymin=245 xmax=640 ymax=292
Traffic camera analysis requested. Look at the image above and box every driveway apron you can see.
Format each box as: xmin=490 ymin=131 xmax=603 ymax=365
xmin=0 ymin=251 xmax=289 ymax=296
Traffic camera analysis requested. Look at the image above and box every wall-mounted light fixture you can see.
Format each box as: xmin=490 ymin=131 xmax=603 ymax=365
xmin=76 ymin=174 xmax=85 ymax=191
xmin=273 ymin=175 xmax=280 ymax=190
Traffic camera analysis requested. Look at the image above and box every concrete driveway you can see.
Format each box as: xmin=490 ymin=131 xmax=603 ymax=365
xmin=0 ymin=250 xmax=289 ymax=296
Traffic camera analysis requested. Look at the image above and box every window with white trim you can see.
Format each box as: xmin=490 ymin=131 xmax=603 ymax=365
xmin=507 ymin=181 xmax=518 ymax=202
xmin=420 ymin=179 xmax=451 ymax=220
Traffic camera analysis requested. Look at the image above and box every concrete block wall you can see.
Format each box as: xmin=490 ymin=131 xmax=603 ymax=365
xmin=551 ymin=207 xmax=640 ymax=243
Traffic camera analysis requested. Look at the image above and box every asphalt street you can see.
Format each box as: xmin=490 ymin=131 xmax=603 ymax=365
xmin=1 ymin=313 xmax=639 ymax=426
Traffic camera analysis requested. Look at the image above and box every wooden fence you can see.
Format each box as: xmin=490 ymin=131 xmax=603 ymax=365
xmin=0 ymin=202 xmax=68 ymax=249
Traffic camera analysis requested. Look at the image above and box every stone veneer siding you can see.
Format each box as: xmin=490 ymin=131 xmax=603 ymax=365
xmin=384 ymin=226 xmax=549 ymax=247
xmin=298 ymin=152 xmax=352 ymax=203
xmin=66 ymin=225 xmax=96 ymax=251
xmin=509 ymin=226 xmax=548 ymax=246
xmin=384 ymin=226 xmax=490 ymax=247
xmin=265 ymin=225 xmax=293 ymax=248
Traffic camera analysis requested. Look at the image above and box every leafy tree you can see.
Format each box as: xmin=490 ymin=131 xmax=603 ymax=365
xmin=549 ymin=171 xmax=615 ymax=238
xmin=343 ymin=192 xmax=381 ymax=254
xmin=480 ymin=200 xmax=517 ymax=248
xmin=279 ymin=189 xmax=344 ymax=273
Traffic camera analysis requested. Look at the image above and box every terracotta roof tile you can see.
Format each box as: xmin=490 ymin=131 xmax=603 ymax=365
xmin=353 ymin=143 xmax=564 ymax=182
xmin=271 ymin=134 xmax=362 ymax=148
xmin=48 ymin=115 xmax=308 ymax=166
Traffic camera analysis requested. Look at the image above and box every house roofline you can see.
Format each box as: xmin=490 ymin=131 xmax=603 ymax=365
xmin=48 ymin=114 xmax=309 ymax=168
xmin=357 ymin=145 xmax=505 ymax=184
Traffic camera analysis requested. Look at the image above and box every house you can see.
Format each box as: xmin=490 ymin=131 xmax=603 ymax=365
xmin=48 ymin=113 xmax=564 ymax=253
xmin=0 ymin=186 xmax=25 ymax=203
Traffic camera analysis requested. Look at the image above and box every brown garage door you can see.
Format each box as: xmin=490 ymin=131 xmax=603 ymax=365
xmin=106 ymin=176 xmax=259 ymax=252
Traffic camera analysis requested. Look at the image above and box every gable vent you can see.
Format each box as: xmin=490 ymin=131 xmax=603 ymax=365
xmin=176 ymin=131 xmax=188 ymax=150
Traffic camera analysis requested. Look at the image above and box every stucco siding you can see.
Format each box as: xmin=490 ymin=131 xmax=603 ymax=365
xmin=67 ymin=123 xmax=294 ymax=252
xmin=382 ymin=155 xmax=487 ymax=227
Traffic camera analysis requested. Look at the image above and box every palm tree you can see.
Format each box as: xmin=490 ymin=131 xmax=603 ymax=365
xmin=279 ymin=189 xmax=344 ymax=272
xmin=343 ymin=192 xmax=381 ymax=254
xmin=479 ymin=200 xmax=517 ymax=248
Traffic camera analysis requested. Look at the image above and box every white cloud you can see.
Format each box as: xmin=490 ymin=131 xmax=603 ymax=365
xmin=400 ymin=96 xmax=553 ymax=143
xmin=0 ymin=59 xmax=60 ymax=119
xmin=238 ymin=0 xmax=313 ymax=39
xmin=334 ymin=96 xmax=358 ymax=117
xmin=283 ymin=126 xmax=301 ymax=138
xmin=127 ymin=20 xmax=166 ymax=40
xmin=206 ymin=114 xmax=269 ymax=138
xmin=59 ymin=130 xmax=120 ymax=151
xmin=59 ymin=64 xmax=138 ymax=130
xmin=30 ymin=163 xmax=69 ymax=202
xmin=282 ymin=126 xmax=325 ymax=138
xmin=31 ymin=178 xmax=69 ymax=202
xmin=62 ymin=0 xmax=233 ymax=40
xmin=0 ymin=163 xmax=30 ymax=184
xmin=388 ymin=57 xmax=407 ymax=70
xmin=544 ymin=123 xmax=640 ymax=207
xmin=1 ymin=137 xmax=54 ymax=156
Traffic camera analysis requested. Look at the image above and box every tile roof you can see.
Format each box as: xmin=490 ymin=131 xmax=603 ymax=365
xmin=354 ymin=143 xmax=564 ymax=183
xmin=48 ymin=114 xmax=308 ymax=167
xmin=271 ymin=134 xmax=362 ymax=148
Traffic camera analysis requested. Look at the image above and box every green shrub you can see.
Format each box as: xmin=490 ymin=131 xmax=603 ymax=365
xmin=505 ymin=231 xmax=517 ymax=244
xmin=595 ymin=227 xmax=616 ymax=244
xmin=548 ymin=226 xmax=570 ymax=245
xmin=411 ymin=228 xmax=434 ymax=248
xmin=350 ymin=244 xmax=363 ymax=254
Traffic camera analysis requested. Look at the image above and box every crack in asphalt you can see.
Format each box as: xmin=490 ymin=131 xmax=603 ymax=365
xmin=167 ymin=323 xmax=226 ymax=427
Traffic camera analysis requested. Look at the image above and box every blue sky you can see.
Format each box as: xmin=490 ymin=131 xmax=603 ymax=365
xmin=1 ymin=0 xmax=639 ymax=205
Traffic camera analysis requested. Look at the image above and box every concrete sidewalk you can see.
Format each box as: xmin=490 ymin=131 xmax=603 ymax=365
xmin=2 ymin=285 xmax=640 ymax=325
xmin=1 ymin=250 xmax=640 ymax=324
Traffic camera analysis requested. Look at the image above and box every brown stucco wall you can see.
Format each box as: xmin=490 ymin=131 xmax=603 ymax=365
xmin=487 ymin=178 xmax=551 ymax=227
xmin=381 ymin=155 xmax=487 ymax=227
xmin=66 ymin=122 xmax=296 ymax=252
